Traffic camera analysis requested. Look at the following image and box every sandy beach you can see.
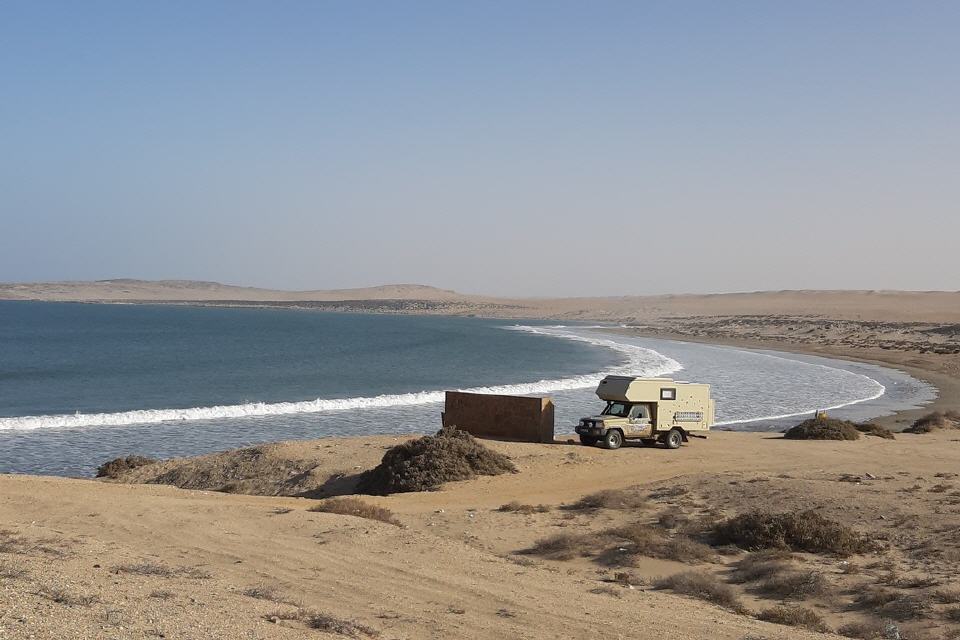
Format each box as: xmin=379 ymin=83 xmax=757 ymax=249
xmin=2 ymin=283 xmax=960 ymax=639
xmin=4 ymin=429 xmax=960 ymax=639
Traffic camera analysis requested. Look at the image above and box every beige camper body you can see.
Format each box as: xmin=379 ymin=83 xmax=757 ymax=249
xmin=575 ymin=375 xmax=715 ymax=450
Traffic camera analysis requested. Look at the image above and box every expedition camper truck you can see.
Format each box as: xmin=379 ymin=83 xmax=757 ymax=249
xmin=575 ymin=376 xmax=715 ymax=450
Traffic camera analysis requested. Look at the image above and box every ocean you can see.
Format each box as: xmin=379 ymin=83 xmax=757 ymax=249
xmin=0 ymin=301 xmax=935 ymax=476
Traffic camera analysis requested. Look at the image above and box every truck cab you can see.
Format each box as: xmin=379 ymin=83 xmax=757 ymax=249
xmin=576 ymin=376 xmax=714 ymax=450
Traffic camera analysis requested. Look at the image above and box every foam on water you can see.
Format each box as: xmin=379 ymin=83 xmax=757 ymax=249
xmin=711 ymin=347 xmax=886 ymax=425
xmin=0 ymin=326 xmax=681 ymax=431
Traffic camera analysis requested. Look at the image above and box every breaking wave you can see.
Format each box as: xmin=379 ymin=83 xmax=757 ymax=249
xmin=0 ymin=325 xmax=681 ymax=431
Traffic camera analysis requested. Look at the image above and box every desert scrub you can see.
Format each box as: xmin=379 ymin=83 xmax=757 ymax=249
xmin=357 ymin=426 xmax=515 ymax=495
xmin=266 ymin=609 xmax=379 ymax=637
xmin=711 ymin=510 xmax=875 ymax=555
xmin=597 ymin=523 xmax=714 ymax=565
xmin=112 ymin=562 xmax=211 ymax=579
xmin=756 ymin=606 xmax=828 ymax=633
xmin=40 ymin=586 xmax=99 ymax=607
xmin=753 ymin=569 xmax=832 ymax=600
xmin=855 ymin=423 xmax=895 ymax=439
xmin=904 ymin=411 xmax=960 ymax=433
xmin=874 ymin=594 xmax=931 ymax=621
xmin=96 ymin=455 xmax=157 ymax=478
xmin=564 ymin=488 xmax=646 ymax=511
xmin=497 ymin=502 xmax=549 ymax=514
xmin=523 ymin=533 xmax=591 ymax=561
xmin=308 ymin=497 xmax=400 ymax=526
xmin=784 ymin=417 xmax=860 ymax=440
xmin=729 ymin=550 xmax=795 ymax=583
xmin=653 ymin=571 xmax=746 ymax=612
xmin=836 ymin=620 xmax=898 ymax=639
xmin=242 ymin=584 xmax=287 ymax=602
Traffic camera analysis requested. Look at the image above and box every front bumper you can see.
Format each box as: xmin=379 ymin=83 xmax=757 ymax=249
xmin=576 ymin=424 xmax=604 ymax=436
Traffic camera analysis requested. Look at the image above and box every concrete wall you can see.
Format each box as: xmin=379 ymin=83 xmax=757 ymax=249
xmin=442 ymin=391 xmax=554 ymax=443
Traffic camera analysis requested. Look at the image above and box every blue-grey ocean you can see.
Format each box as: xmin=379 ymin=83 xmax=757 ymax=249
xmin=0 ymin=301 xmax=935 ymax=476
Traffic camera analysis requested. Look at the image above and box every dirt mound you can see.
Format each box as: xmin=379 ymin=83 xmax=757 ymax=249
xmin=784 ymin=417 xmax=860 ymax=441
xmin=96 ymin=455 xmax=157 ymax=478
xmin=357 ymin=426 xmax=516 ymax=495
xmin=904 ymin=411 xmax=960 ymax=434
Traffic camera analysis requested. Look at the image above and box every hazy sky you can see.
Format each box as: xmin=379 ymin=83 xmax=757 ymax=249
xmin=2 ymin=2 xmax=958 ymax=296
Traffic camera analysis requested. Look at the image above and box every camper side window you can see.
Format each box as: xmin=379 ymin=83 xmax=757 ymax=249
xmin=660 ymin=388 xmax=676 ymax=400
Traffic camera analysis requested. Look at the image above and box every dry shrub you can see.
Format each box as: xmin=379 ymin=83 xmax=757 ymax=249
xmin=934 ymin=588 xmax=960 ymax=604
xmin=267 ymin=609 xmax=378 ymax=637
xmin=855 ymin=423 xmax=896 ymax=439
xmin=604 ymin=523 xmax=659 ymax=548
xmin=0 ymin=563 xmax=27 ymax=580
xmin=946 ymin=607 xmax=960 ymax=622
xmin=729 ymin=550 xmax=795 ymax=583
xmin=756 ymin=606 xmax=829 ymax=633
xmin=357 ymin=427 xmax=515 ymax=495
xmin=876 ymin=595 xmax=931 ymax=621
xmin=653 ymin=571 xmax=745 ymax=612
xmin=602 ymin=523 xmax=713 ymax=564
xmin=589 ymin=585 xmax=622 ymax=598
xmin=243 ymin=585 xmax=285 ymax=602
xmin=40 ymin=586 xmax=99 ymax=607
xmin=112 ymin=562 xmax=210 ymax=579
xmin=565 ymin=488 xmax=646 ymax=511
xmin=904 ymin=411 xmax=960 ymax=434
xmin=657 ymin=509 xmax=689 ymax=529
xmin=855 ymin=587 xmax=899 ymax=609
xmin=149 ymin=589 xmax=174 ymax=599
xmin=660 ymin=536 xmax=715 ymax=563
xmin=308 ymin=497 xmax=400 ymax=526
xmin=613 ymin=571 xmax=642 ymax=587
xmin=308 ymin=612 xmax=379 ymax=637
xmin=524 ymin=533 xmax=589 ymax=561
xmin=755 ymin=569 xmax=831 ymax=600
xmin=711 ymin=510 xmax=874 ymax=555
xmin=784 ymin=417 xmax=860 ymax=441
xmin=497 ymin=502 xmax=549 ymax=514
xmin=649 ymin=485 xmax=689 ymax=500
xmin=0 ymin=530 xmax=67 ymax=558
xmin=887 ymin=575 xmax=939 ymax=589
xmin=96 ymin=455 xmax=157 ymax=478
xmin=837 ymin=620 xmax=885 ymax=639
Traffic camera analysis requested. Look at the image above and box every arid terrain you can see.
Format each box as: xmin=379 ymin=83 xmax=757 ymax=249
xmin=4 ymin=282 xmax=960 ymax=639
xmin=3 ymin=428 xmax=960 ymax=639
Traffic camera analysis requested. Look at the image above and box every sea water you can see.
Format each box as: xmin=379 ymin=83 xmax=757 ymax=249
xmin=0 ymin=302 xmax=935 ymax=476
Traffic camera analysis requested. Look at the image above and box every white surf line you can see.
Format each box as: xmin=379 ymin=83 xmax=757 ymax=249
xmin=0 ymin=325 xmax=681 ymax=431
xmin=574 ymin=327 xmax=888 ymax=426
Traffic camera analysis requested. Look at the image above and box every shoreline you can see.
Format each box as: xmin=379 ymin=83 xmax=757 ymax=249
xmin=607 ymin=327 xmax=955 ymax=430
xmin=0 ymin=302 xmax=947 ymax=440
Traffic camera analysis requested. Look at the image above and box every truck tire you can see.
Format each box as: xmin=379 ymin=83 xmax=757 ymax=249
xmin=579 ymin=434 xmax=598 ymax=446
xmin=665 ymin=428 xmax=683 ymax=449
xmin=603 ymin=429 xmax=624 ymax=450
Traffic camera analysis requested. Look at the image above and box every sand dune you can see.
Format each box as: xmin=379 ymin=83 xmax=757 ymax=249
xmin=0 ymin=279 xmax=469 ymax=303
xmin=4 ymin=279 xmax=960 ymax=323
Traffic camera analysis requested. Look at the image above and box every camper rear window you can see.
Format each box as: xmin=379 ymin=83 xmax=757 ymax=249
xmin=660 ymin=388 xmax=676 ymax=400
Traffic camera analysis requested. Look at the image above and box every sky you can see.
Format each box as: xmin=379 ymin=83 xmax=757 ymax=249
xmin=1 ymin=1 xmax=958 ymax=297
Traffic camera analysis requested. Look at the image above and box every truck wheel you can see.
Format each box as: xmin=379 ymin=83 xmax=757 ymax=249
xmin=665 ymin=429 xmax=683 ymax=449
xmin=579 ymin=435 xmax=598 ymax=446
xmin=603 ymin=430 xmax=623 ymax=450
